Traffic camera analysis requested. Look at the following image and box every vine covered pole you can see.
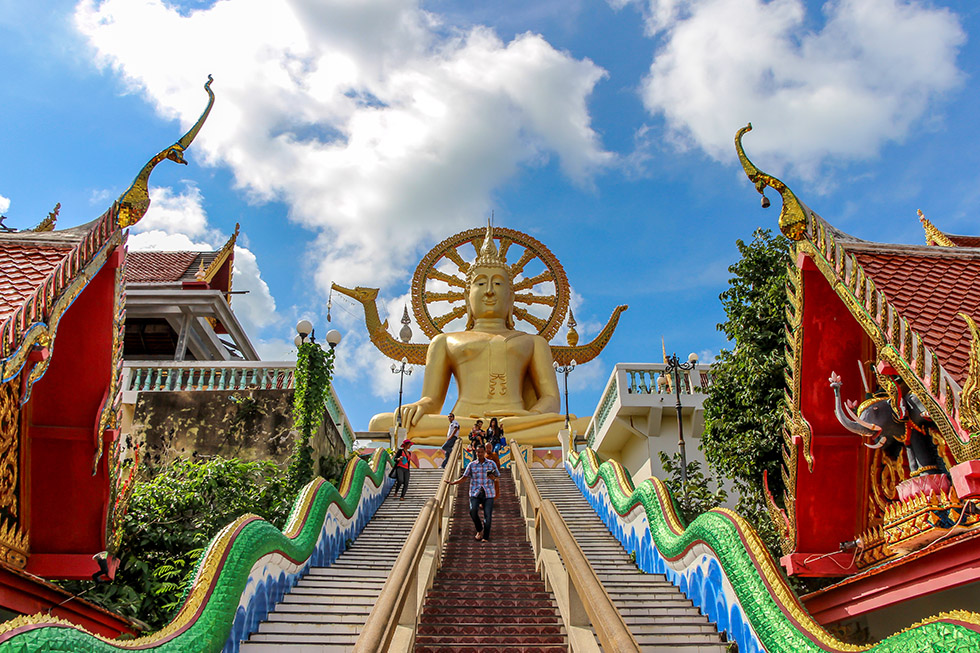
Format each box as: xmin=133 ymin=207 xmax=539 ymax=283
xmin=289 ymin=325 xmax=340 ymax=494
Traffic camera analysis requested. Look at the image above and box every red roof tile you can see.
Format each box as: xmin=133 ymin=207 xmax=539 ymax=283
xmin=949 ymin=235 xmax=980 ymax=248
xmin=126 ymin=251 xmax=198 ymax=284
xmin=0 ymin=242 xmax=73 ymax=323
xmin=852 ymin=248 xmax=980 ymax=385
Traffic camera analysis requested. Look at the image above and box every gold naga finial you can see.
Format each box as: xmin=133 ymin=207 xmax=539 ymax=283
xmin=565 ymin=307 xmax=579 ymax=346
xmin=30 ymin=203 xmax=60 ymax=232
xmin=735 ymin=123 xmax=809 ymax=241
xmin=918 ymin=209 xmax=955 ymax=247
xmin=116 ymin=75 xmax=215 ymax=228
xmin=958 ymin=312 xmax=980 ymax=434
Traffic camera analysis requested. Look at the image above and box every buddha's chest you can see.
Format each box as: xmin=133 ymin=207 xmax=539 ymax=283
xmin=451 ymin=334 xmax=533 ymax=368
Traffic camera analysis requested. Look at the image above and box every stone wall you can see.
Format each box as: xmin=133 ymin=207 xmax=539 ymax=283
xmin=132 ymin=389 xmax=347 ymax=471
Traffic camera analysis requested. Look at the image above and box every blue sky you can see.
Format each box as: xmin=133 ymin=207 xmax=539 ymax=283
xmin=2 ymin=0 xmax=979 ymax=433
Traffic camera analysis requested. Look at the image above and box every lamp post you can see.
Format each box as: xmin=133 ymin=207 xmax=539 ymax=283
xmin=664 ymin=351 xmax=699 ymax=491
xmin=553 ymin=359 xmax=577 ymax=430
xmin=391 ymin=358 xmax=412 ymax=427
xmin=391 ymin=306 xmax=413 ymax=428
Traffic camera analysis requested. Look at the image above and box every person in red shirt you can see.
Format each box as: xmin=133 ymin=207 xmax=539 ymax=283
xmin=392 ymin=439 xmax=415 ymax=501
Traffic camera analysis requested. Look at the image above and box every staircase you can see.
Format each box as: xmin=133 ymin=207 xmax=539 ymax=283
xmin=532 ymin=468 xmax=728 ymax=652
xmin=240 ymin=468 xmax=444 ymax=652
xmin=415 ymin=469 xmax=566 ymax=652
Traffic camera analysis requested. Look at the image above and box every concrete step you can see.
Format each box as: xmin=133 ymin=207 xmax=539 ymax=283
xmin=532 ymin=467 xmax=726 ymax=649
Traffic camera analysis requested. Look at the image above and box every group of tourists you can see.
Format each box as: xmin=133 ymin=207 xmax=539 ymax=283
xmin=390 ymin=413 xmax=506 ymax=541
xmin=441 ymin=413 xmax=504 ymax=542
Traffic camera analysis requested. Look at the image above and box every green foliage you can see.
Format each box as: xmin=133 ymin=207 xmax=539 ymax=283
xmin=658 ymin=451 xmax=728 ymax=524
xmin=701 ymin=228 xmax=791 ymax=553
xmin=57 ymin=457 xmax=293 ymax=629
xmin=288 ymin=340 xmax=335 ymax=496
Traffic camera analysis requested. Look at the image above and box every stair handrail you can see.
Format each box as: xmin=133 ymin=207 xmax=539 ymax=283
xmin=353 ymin=438 xmax=463 ymax=652
xmin=511 ymin=445 xmax=641 ymax=652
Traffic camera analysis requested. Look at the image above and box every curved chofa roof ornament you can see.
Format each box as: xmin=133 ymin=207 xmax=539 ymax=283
xmin=734 ymin=123 xmax=810 ymax=241
xmin=116 ymin=75 xmax=215 ymax=228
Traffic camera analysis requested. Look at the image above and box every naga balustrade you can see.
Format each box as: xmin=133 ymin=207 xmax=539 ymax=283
xmin=511 ymin=441 xmax=641 ymax=652
xmin=353 ymin=438 xmax=463 ymax=652
xmin=121 ymin=360 xmax=356 ymax=450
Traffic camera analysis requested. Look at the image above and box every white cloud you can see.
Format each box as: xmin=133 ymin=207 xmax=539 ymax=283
xmin=636 ymin=0 xmax=964 ymax=175
xmin=0 ymin=194 xmax=10 ymax=214
xmin=135 ymin=183 xmax=210 ymax=237
xmin=75 ymin=0 xmax=611 ymax=291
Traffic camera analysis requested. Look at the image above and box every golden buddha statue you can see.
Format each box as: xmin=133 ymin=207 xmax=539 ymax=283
xmin=335 ymin=223 xmax=627 ymax=447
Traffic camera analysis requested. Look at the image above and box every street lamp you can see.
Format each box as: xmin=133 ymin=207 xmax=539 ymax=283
xmin=553 ymin=359 xmax=577 ymax=430
xmin=325 ymin=329 xmax=342 ymax=350
xmin=664 ymin=351 xmax=699 ymax=491
xmin=391 ymin=357 xmax=412 ymax=428
xmin=391 ymin=306 xmax=413 ymax=428
xmin=295 ymin=319 xmax=314 ymax=347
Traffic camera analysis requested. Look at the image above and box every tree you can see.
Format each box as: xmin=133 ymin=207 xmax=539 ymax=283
xmin=658 ymin=452 xmax=728 ymax=524
xmin=701 ymin=228 xmax=791 ymax=551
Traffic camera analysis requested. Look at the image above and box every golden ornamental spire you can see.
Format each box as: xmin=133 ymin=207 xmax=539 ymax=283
xmin=116 ymin=75 xmax=215 ymax=228
xmin=473 ymin=220 xmax=508 ymax=272
xmin=918 ymin=209 xmax=955 ymax=247
xmin=30 ymin=203 xmax=59 ymax=232
xmin=958 ymin=312 xmax=980 ymax=434
xmin=735 ymin=123 xmax=809 ymax=241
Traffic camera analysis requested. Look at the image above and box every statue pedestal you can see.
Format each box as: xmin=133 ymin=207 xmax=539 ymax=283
xmin=951 ymin=460 xmax=980 ymax=500
xmin=897 ymin=473 xmax=951 ymax=502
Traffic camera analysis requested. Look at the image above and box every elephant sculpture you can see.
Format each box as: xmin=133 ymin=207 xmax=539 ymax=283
xmin=829 ymin=372 xmax=948 ymax=477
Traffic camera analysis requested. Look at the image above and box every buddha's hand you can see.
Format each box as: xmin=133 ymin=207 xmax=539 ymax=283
xmin=400 ymin=398 xmax=438 ymax=428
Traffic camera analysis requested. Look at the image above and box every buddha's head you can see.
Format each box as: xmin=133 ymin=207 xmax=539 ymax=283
xmin=465 ymin=223 xmax=515 ymax=329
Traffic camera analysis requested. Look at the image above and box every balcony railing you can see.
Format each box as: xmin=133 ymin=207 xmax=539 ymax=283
xmin=623 ymin=363 xmax=714 ymax=395
xmin=121 ymin=360 xmax=354 ymax=449
xmin=584 ymin=362 xmax=714 ymax=448
xmin=123 ymin=361 xmax=295 ymax=393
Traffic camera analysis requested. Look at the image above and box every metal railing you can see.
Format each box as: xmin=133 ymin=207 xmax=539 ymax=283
xmin=511 ymin=442 xmax=641 ymax=652
xmin=353 ymin=438 xmax=463 ymax=652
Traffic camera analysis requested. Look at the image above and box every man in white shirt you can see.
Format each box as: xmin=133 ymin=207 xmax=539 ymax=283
xmin=441 ymin=413 xmax=460 ymax=468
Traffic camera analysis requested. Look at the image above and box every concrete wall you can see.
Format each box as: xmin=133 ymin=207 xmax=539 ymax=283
xmin=131 ymin=389 xmax=346 ymax=470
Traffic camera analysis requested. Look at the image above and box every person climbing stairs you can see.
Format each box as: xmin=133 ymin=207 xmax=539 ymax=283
xmin=415 ymin=468 xmax=566 ymax=651
xmin=532 ymin=467 xmax=728 ymax=651
xmin=240 ymin=468 xmax=444 ymax=651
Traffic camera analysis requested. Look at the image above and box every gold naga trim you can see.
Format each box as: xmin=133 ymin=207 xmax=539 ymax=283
xmin=735 ymin=124 xmax=810 ymax=241
xmin=958 ymin=313 xmax=980 ymax=435
xmin=201 ymin=223 xmax=239 ymax=285
xmin=918 ymin=209 xmax=956 ymax=247
xmin=0 ymin=378 xmax=27 ymax=569
xmin=18 ymin=232 xmax=123 ymax=406
xmin=767 ymin=255 xmax=808 ymax=554
xmin=116 ymin=76 xmax=214 ymax=228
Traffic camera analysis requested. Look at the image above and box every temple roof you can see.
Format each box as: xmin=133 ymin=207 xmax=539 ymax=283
xmin=847 ymin=242 xmax=980 ymax=385
xmin=0 ymin=214 xmax=123 ymax=380
xmin=126 ymin=224 xmax=238 ymax=289
xmin=127 ymin=250 xmax=218 ymax=284
xmin=0 ymin=242 xmax=73 ymax=323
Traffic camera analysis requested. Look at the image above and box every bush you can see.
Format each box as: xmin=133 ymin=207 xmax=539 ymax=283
xmin=58 ymin=457 xmax=293 ymax=629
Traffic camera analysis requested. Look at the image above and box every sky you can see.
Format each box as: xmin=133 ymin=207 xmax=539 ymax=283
xmin=2 ymin=0 xmax=979 ymax=434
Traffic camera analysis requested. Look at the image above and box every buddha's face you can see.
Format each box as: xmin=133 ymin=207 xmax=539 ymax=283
xmin=468 ymin=265 xmax=513 ymax=321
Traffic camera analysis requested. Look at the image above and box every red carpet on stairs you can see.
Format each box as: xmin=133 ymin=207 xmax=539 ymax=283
xmin=415 ymin=469 xmax=566 ymax=652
